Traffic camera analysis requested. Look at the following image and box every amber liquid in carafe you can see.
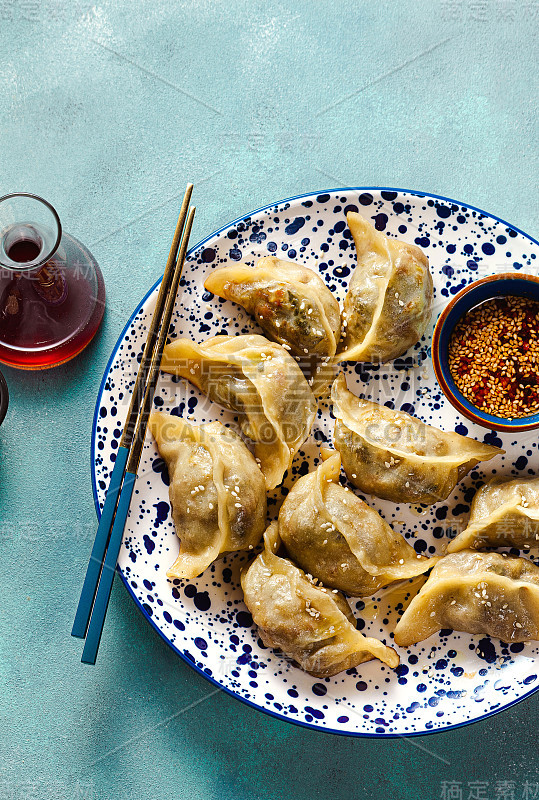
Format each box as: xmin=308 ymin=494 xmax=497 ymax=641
xmin=0 ymin=228 xmax=105 ymax=369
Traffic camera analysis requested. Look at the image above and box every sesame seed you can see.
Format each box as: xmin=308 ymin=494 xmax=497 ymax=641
xmin=448 ymin=295 xmax=539 ymax=418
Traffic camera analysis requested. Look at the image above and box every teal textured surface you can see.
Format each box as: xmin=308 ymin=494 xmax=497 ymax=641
xmin=0 ymin=1 xmax=538 ymax=798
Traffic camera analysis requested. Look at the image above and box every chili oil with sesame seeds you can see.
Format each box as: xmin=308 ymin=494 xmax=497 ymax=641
xmin=448 ymin=296 xmax=539 ymax=419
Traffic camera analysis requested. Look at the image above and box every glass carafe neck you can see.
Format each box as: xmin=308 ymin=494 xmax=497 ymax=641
xmin=0 ymin=193 xmax=62 ymax=274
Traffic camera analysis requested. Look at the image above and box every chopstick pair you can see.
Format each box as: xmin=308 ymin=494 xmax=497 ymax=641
xmin=72 ymin=184 xmax=195 ymax=664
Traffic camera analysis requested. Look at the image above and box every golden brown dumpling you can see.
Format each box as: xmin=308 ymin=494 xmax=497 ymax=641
xmin=149 ymin=413 xmax=266 ymax=580
xmin=394 ymin=550 xmax=539 ymax=646
xmin=331 ymin=374 xmax=503 ymax=505
xmin=204 ymin=256 xmax=341 ymax=361
xmin=278 ymin=452 xmax=435 ymax=596
xmin=160 ymin=334 xmax=317 ymax=490
xmin=337 ymin=212 xmax=433 ymax=363
xmin=447 ymin=476 xmax=539 ymax=553
xmin=241 ymin=523 xmax=399 ymax=677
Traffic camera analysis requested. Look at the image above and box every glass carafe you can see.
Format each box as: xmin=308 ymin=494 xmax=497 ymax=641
xmin=0 ymin=193 xmax=105 ymax=369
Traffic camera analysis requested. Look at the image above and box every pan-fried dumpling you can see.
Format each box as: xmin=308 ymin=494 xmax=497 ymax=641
xmin=331 ymin=374 xmax=503 ymax=505
xmin=394 ymin=550 xmax=539 ymax=646
xmin=447 ymin=477 xmax=539 ymax=553
xmin=204 ymin=256 xmax=341 ymax=361
xmin=149 ymin=413 xmax=267 ymax=580
xmin=160 ymin=334 xmax=317 ymax=490
xmin=241 ymin=522 xmax=399 ymax=676
xmin=337 ymin=212 xmax=433 ymax=363
xmin=278 ymin=452 xmax=435 ymax=596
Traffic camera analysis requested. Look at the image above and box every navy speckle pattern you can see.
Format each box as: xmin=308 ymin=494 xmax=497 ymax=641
xmin=92 ymin=189 xmax=539 ymax=737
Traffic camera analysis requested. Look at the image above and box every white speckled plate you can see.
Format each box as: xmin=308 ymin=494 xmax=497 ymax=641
xmin=92 ymin=188 xmax=539 ymax=736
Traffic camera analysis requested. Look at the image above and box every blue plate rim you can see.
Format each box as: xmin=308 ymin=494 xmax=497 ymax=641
xmin=90 ymin=186 xmax=539 ymax=738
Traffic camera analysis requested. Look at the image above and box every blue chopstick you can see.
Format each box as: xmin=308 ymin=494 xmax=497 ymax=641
xmin=81 ymin=471 xmax=136 ymax=663
xmin=80 ymin=205 xmax=196 ymax=663
xmin=72 ymin=184 xmax=193 ymax=644
xmin=71 ymin=446 xmax=129 ymax=638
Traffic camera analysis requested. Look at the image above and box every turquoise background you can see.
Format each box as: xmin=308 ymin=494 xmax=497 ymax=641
xmin=1 ymin=1 xmax=538 ymax=798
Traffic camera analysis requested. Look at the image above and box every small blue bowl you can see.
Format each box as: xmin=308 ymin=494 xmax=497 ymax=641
xmin=432 ymin=273 xmax=539 ymax=432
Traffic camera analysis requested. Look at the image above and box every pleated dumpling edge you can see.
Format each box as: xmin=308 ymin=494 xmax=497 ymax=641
xmin=330 ymin=373 xmax=504 ymax=505
xmin=148 ymin=412 xmax=267 ymax=580
xmin=394 ymin=550 xmax=539 ymax=647
xmin=160 ymin=334 xmax=317 ymax=490
xmin=447 ymin=476 xmax=539 ymax=553
xmin=241 ymin=521 xmax=400 ymax=677
xmin=278 ymin=450 xmax=437 ymax=596
xmin=204 ymin=256 xmax=342 ymax=360
xmin=336 ymin=211 xmax=433 ymax=364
